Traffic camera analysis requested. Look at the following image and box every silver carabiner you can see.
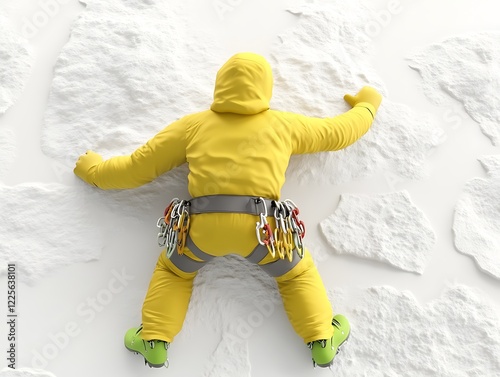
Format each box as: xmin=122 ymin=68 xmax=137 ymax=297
xmin=157 ymin=233 xmax=167 ymax=247
xmin=165 ymin=230 xmax=178 ymax=258
xmin=292 ymin=228 xmax=304 ymax=258
xmin=156 ymin=218 xmax=168 ymax=247
xmin=175 ymin=200 xmax=187 ymax=217
xmin=255 ymin=197 xmax=270 ymax=246
xmin=255 ymin=197 xmax=268 ymax=218
xmin=284 ymin=199 xmax=299 ymax=210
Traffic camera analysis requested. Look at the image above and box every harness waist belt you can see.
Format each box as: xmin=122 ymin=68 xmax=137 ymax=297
xmin=188 ymin=195 xmax=275 ymax=215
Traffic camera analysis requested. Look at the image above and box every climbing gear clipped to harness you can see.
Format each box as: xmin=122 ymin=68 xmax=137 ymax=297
xmin=155 ymin=195 xmax=307 ymax=277
xmin=255 ymin=197 xmax=276 ymax=258
xmin=255 ymin=197 xmax=306 ymax=260
xmin=284 ymin=199 xmax=306 ymax=258
xmin=156 ymin=198 xmax=190 ymax=258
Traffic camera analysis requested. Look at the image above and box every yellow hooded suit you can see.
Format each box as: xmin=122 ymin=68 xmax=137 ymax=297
xmin=75 ymin=52 xmax=381 ymax=344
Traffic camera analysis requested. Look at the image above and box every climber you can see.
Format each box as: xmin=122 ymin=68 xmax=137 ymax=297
xmin=74 ymin=52 xmax=382 ymax=368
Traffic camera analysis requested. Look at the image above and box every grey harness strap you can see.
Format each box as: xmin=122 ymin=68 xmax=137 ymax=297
xmin=189 ymin=195 xmax=274 ymax=215
xmin=164 ymin=195 xmax=304 ymax=278
xmin=185 ymin=236 xmax=215 ymax=262
xmin=259 ymin=246 xmax=301 ymax=277
xmin=245 ymin=243 xmax=269 ymax=264
xmin=168 ymin=249 xmax=205 ymax=274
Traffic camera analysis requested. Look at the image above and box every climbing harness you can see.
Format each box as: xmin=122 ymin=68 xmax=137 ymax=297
xmin=156 ymin=195 xmax=307 ymax=277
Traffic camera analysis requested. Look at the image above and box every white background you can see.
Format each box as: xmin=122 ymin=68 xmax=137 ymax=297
xmin=1 ymin=0 xmax=499 ymax=376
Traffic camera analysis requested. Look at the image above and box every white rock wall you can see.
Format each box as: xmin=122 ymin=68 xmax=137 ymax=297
xmin=320 ymin=191 xmax=436 ymax=274
xmin=454 ymin=155 xmax=500 ymax=279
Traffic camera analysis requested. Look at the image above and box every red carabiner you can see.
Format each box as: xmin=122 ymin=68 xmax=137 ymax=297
xmin=292 ymin=209 xmax=306 ymax=238
xmin=262 ymin=223 xmax=276 ymax=257
xmin=262 ymin=223 xmax=273 ymax=244
xmin=164 ymin=201 xmax=174 ymax=217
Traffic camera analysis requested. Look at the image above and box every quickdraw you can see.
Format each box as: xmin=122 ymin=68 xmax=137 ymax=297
xmin=157 ymin=198 xmax=191 ymax=258
xmin=256 ymin=198 xmax=306 ymax=260
xmin=284 ymin=199 xmax=305 ymax=259
xmin=255 ymin=197 xmax=276 ymax=258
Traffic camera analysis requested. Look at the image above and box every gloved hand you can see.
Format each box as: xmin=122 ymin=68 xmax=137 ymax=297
xmin=74 ymin=150 xmax=102 ymax=185
xmin=344 ymin=86 xmax=382 ymax=117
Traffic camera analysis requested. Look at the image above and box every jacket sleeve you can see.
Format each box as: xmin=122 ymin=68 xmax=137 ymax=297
xmin=91 ymin=118 xmax=187 ymax=189
xmin=285 ymin=103 xmax=376 ymax=154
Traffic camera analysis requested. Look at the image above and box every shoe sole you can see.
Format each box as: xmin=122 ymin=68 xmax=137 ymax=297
xmin=125 ymin=345 xmax=165 ymax=368
xmin=315 ymin=333 xmax=350 ymax=368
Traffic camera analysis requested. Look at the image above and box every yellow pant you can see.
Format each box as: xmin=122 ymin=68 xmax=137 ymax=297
xmin=141 ymin=213 xmax=333 ymax=344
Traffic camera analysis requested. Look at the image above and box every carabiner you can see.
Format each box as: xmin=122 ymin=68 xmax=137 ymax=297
xmin=256 ymin=221 xmax=275 ymax=258
xmin=163 ymin=198 xmax=179 ymax=217
xmin=294 ymin=232 xmax=305 ymax=259
xmin=291 ymin=208 xmax=306 ymax=238
xmin=156 ymin=217 xmax=168 ymax=247
xmin=255 ymin=197 xmax=268 ymax=218
xmin=175 ymin=200 xmax=187 ymax=217
xmin=256 ymin=220 xmax=266 ymax=245
xmin=284 ymin=199 xmax=299 ymax=211
xmin=255 ymin=197 xmax=271 ymax=247
xmin=283 ymin=228 xmax=294 ymax=261
xmin=274 ymin=227 xmax=285 ymax=259
xmin=264 ymin=223 xmax=276 ymax=258
xmin=166 ymin=230 xmax=178 ymax=258
xmin=177 ymin=211 xmax=190 ymax=255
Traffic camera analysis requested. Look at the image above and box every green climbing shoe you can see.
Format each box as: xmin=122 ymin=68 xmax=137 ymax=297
xmin=308 ymin=314 xmax=350 ymax=368
xmin=124 ymin=326 xmax=169 ymax=368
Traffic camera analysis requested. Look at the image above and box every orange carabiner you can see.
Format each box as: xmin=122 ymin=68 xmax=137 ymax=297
xmin=176 ymin=210 xmax=190 ymax=255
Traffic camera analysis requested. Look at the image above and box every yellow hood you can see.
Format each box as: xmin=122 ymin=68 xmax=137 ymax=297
xmin=211 ymin=53 xmax=273 ymax=115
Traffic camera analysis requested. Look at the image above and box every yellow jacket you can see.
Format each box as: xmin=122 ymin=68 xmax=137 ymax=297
xmin=75 ymin=53 xmax=377 ymax=199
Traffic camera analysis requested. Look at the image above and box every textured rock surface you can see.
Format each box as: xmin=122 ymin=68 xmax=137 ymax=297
xmin=453 ymin=155 xmax=500 ymax=279
xmin=271 ymin=0 xmax=443 ymax=184
xmin=41 ymin=0 xmax=219 ymax=161
xmin=0 ymin=368 xmax=56 ymax=377
xmin=410 ymin=32 xmax=500 ymax=145
xmin=30 ymin=1 xmax=500 ymax=376
xmin=0 ymin=15 xmax=34 ymax=114
xmin=330 ymin=285 xmax=500 ymax=376
xmin=186 ymin=255 xmax=280 ymax=377
xmin=40 ymin=0 xmax=221 ymax=219
xmin=0 ymin=183 xmax=102 ymax=284
xmin=320 ymin=191 xmax=436 ymax=274
xmin=0 ymin=128 xmax=16 ymax=180
xmin=202 ymin=336 xmax=250 ymax=377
